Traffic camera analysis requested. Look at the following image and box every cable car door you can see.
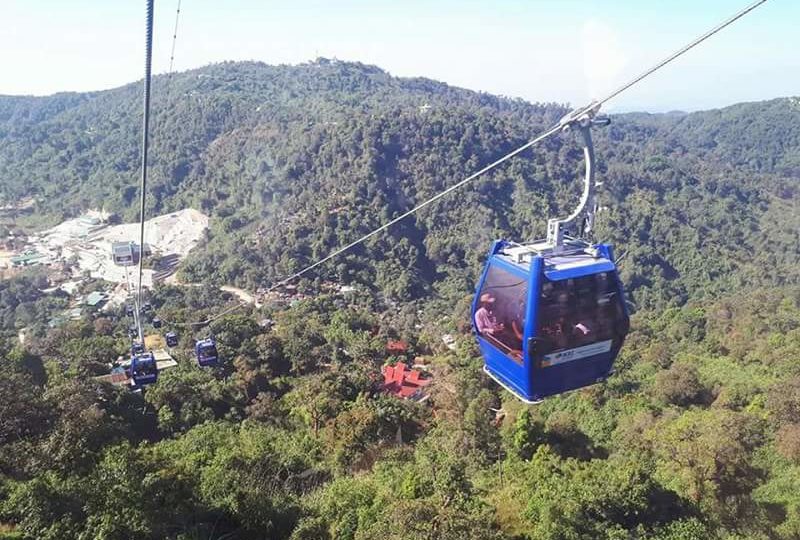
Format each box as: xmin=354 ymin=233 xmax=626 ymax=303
xmin=473 ymin=250 xmax=537 ymax=401
xmin=529 ymin=258 xmax=627 ymax=398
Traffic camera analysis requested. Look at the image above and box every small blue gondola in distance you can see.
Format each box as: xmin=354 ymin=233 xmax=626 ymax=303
xmin=195 ymin=337 xmax=219 ymax=367
xmin=131 ymin=341 xmax=145 ymax=356
xmin=165 ymin=331 xmax=179 ymax=347
xmin=130 ymin=351 xmax=158 ymax=386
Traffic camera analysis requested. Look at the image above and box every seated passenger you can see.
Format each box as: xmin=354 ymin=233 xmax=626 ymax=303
xmin=555 ymin=290 xmax=572 ymax=313
xmin=475 ymin=293 xmax=504 ymax=336
xmin=573 ymin=312 xmax=604 ymax=345
xmin=512 ymin=299 xmax=526 ymax=341
xmin=595 ymin=272 xmax=612 ymax=294
xmin=541 ymin=316 xmax=569 ymax=350
xmin=574 ymin=321 xmax=591 ymax=336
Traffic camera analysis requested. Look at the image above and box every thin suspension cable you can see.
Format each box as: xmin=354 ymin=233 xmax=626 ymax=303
xmin=165 ymin=292 xmax=256 ymax=328
xmin=124 ymin=265 xmax=141 ymax=337
xmin=592 ymin=0 xmax=768 ymax=112
xmin=265 ymin=0 xmax=769 ymax=294
xmin=167 ymin=0 xmax=181 ymax=78
xmin=136 ymin=0 xmax=155 ymax=343
xmin=157 ymin=0 xmax=181 ymax=111
xmin=168 ymin=0 xmax=769 ymax=328
xmin=160 ymin=127 xmax=554 ymax=328
xmin=269 ymin=125 xmax=562 ymax=292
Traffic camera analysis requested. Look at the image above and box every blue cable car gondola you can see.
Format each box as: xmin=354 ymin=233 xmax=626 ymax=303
xmin=195 ymin=338 xmax=219 ymax=367
xmin=131 ymin=341 xmax=145 ymax=356
xmin=472 ymin=107 xmax=629 ymax=403
xmin=152 ymin=317 xmax=162 ymax=329
xmin=130 ymin=351 xmax=158 ymax=386
xmin=165 ymin=331 xmax=178 ymax=348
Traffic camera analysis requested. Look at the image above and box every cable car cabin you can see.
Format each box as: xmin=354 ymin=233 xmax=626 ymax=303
xmin=152 ymin=317 xmax=162 ymax=329
xmin=112 ymin=241 xmax=138 ymax=267
xmin=472 ymin=239 xmax=629 ymax=403
xmin=112 ymin=242 xmax=151 ymax=267
xmin=130 ymin=351 xmax=158 ymax=386
xmin=195 ymin=338 xmax=219 ymax=367
xmin=165 ymin=331 xmax=179 ymax=348
xmin=131 ymin=341 xmax=145 ymax=356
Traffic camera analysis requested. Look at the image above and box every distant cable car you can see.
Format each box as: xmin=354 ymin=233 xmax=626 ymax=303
xmin=131 ymin=341 xmax=145 ymax=356
xmin=130 ymin=351 xmax=158 ymax=386
xmin=112 ymin=241 xmax=138 ymax=267
xmin=472 ymin=107 xmax=629 ymax=403
xmin=142 ymin=303 xmax=153 ymax=313
xmin=112 ymin=241 xmax=151 ymax=267
xmin=125 ymin=304 xmax=134 ymax=317
xmin=152 ymin=317 xmax=162 ymax=329
xmin=128 ymin=326 xmax=138 ymax=339
xmin=165 ymin=331 xmax=179 ymax=348
xmin=195 ymin=338 xmax=219 ymax=367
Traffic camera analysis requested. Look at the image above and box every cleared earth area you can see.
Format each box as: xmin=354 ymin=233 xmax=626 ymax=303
xmin=30 ymin=208 xmax=208 ymax=287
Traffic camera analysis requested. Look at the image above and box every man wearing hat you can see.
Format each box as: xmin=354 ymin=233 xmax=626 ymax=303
xmin=475 ymin=292 xmax=504 ymax=336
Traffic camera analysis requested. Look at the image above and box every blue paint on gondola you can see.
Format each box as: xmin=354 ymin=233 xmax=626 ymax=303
xmin=130 ymin=351 xmax=158 ymax=387
xmin=473 ymin=240 xmax=629 ymax=402
xmin=165 ymin=331 xmax=179 ymax=348
xmin=195 ymin=338 xmax=219 ymax=367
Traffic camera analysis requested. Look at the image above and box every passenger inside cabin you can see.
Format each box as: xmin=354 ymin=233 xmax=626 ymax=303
xmin=512 ymin=298 xmax=525 ymax=342
xmin=135 ymin=358 xmax=157 ymax=376
xmin=541 ymin=315 xmax=569 ymax=349
xmin=474 ymin=265 xmax=529 ymax=359
xmin=536 ymin=272 xmax=630 ymax=354
xmin=475 ymin=293 xmax=504 ymax=336
xmin=572 ymin=317 xmax=596 ymax=346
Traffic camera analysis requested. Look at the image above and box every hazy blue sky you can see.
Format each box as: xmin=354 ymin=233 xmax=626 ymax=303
xmin=1 ymin=0 xmax=795 ymax=112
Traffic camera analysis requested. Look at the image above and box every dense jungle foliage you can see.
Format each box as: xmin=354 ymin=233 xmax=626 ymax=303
xmin=0 ymin=61 xmax=799 ymax=539
xmin=2 ymin=60 xmax=798 ymax=309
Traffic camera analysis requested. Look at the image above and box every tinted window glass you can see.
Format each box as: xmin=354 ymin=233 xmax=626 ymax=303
xmin=536 ymin=272 xmax=626 ymax=354
xmin=133 ymin=357 xmax=157 ymax=376
xmin=474 ymin=264 xmax=528 ymax=358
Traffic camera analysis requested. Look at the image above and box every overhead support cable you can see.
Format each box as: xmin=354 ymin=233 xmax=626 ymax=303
xmin=262 ymin=0 xmax=769 ymax=291
xmin=168 ymin=0 xmax=770 ymax=328
xmin=267 ymin=125 xmax=562 ymax=291
xmin=136 ymin=0 xmax=155 ymax=343
xmin=167 ymin=0 xmax=182 ymax=78
xmin=569 ymin=0 xmax=769 ymax=121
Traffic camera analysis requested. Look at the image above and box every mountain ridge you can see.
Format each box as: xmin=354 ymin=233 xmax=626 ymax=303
xmin=0 ymin=60 xmax=798 ymax=310
xmin=2 ymin=61 xmax=800 ymax=540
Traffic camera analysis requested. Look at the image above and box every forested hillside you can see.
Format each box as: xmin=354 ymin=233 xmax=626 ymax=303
xmin=1 ymin=61 xmax=799 ymax=539
xmin=1 ymin=61 xmax=798 ymax=309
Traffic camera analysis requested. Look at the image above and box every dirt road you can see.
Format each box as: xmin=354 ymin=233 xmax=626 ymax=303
xmin=221 ymin=285 xmax=262 ymax=308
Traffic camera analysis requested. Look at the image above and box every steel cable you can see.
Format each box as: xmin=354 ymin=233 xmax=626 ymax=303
xmin=162 ymin=0 xmax=770 ymax=328
xmin=135 ymin=0 xmax=154 ymax=342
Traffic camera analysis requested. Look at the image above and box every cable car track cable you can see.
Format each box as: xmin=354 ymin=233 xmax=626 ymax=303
xmin=167 ymin=0 xmax=181 ymax=79
xmin=584 ymin=0 xmax=768 ymax=115
xmin=135 ymin=0 xmax=155 ymax=343
xmin=159 ymin=0 xmax=770 ymax=329
xmin=262 ymin=0 xmax=769 ymax=292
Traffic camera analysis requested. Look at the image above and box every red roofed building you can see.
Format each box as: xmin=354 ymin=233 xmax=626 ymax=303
xmin=386 ymin=339 xmax=409 ymax=355
xmin=382 ymin=362 xmax=431 ymax=400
